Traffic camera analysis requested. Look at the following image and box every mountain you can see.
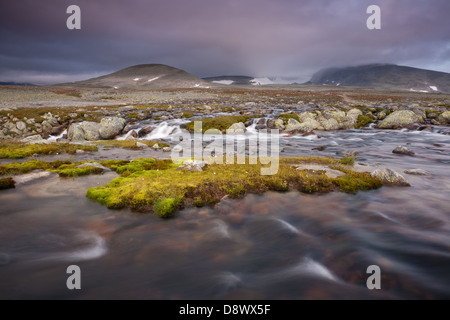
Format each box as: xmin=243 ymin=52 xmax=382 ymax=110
xmin=68 ymin=64 xmax=210 ymax=89
xmin=307 ymin=64 xmax=450 ymax=93
xmin=203 ymin=75 xmax=274 ymax=86
xmin=0 ymin=81 xmax=35 ymax=86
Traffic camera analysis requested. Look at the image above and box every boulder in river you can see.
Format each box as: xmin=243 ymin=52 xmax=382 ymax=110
xmin=392 ymin=145 xmax=415 ymax=156
xmin=99 ymin=117 xmax=126 ymax=139
xmin=377 ymin=110 xmax=424 ymax=129
xmin=68 ymin=121 xmax=101 ymax=141
xmin=437 ymin=111 xmax=450 ymax=124
xmin=371 ymin=168 xmax=410 ymax=186
xmin=404 ymin=169 xmax=430 ymax=176
xmin=20 ymin=134 xmax=48 ymax=144
xmin=139 ymin=125 xmax=153 ymax=137
xmin=226 ymin=122 xmax=246 ymax=135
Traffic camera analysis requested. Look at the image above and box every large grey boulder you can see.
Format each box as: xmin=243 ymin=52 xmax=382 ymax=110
xmin=437 ymin=111 xmax=450 ymax=124
xmin=68 ymin=121 xmax=101 ymax=141
xmin=377 ymin=110 xmax=424 ymax=129
xmin=371 ymin=168 xmax=410 ymax=186
xmin=20 ymin=134 xmax=48 ymax=144
xmin=285 ymin=118 xmax=302 ymax=131
xmin=99 ymin=117 xmax=126 ymax=139
xmin=226 ymin=122 xmax=246 ymax=135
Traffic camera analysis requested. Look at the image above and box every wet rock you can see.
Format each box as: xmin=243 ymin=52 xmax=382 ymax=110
xmin=75 ymin=149 xmax=85 ymax=154
xmin=437 ymin=111 xmax=450 ymax=124
xmin=136 ymin=142 xmax=148 ymax=149
xmin=163 ymin=147 xmax=171 ymax=152
xmin=371 ymin=168 xmax=410 ymax=186
xmin=50 ymin=125 xmax=64 ymax=135
xmin=255 ymin=124 xmax=267 ymax=130
xmin=176 ymin=160 xmax=206 ymax=172
xmin=244 ymin=119 xmax=253 ymax=127
xmin=227 ymin=122 xmax=246 ymax=134
xmin=296 ymin=164 xmax=345 ymax=178
xmin=257 ymin=118 xmax=266 ymax=125
xmin=16 ymin=121 xmax=26 ymax=131
xmin=404 ymin=169 xmax=429 ymax=176
xmin=417 ymin=125 xmax=433 ymax=132
xmin=20 ymin=134 xmax=48 ymax=144
xmin=99 ymin=117 xmax=126 ymax=139
xmin=392 ymin=145 xmax=415 ymax=156
xmin=152 ymin=143 xmax=160 ymax=150
xmin=285 ymin=118 xmax=303 ymax=132
xmin=139 ymin=125 xmax=153 ymax=137
xmin=322 ymin=118 xmax=340 ymax=131
xmin=68 ymin=121 xmax=101 ymax=141
xmin=377 ymin=110 xmax=424 ymax=129
xmin=76 ymin=162 xmax=111 ymax=172
xmin=129 ymin=130 xmax=139 ymax=138
xmin=14 ymin=170 xmax=55 ymax=186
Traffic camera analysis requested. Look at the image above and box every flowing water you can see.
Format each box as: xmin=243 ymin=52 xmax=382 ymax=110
xmin=1 ymin=122 xmax=449 ymax=299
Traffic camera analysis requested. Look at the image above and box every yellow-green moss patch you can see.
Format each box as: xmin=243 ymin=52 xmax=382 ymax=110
xmin=86 ymin=157 xmax=382 ymax=217
xmin=0 ymin=142 xmax=97 ymax=159
xmin=186 ymin=115 xmax=251 ymax=133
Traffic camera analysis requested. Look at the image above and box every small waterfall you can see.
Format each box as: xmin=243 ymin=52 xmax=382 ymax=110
xmin=47 ymin=129 xmax=67 ymax=142
xmin=143 ymin=120 xmax=184 ymax=140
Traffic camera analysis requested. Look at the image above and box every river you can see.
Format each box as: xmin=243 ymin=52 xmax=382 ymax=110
xmin=0 ymin=125 xmax=449 ymax=299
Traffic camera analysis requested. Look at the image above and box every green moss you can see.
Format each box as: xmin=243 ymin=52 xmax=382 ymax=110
xmin=186 ymin=115 xmax=251 ymax=133
xmin=332 ymin=172 xmax=383 ymax=194
xmin=338 ymin=152 xmax=357 ymax=166
xmin=114 ymin=158 xmax=174 ymax=176
xmin=425 ymin=110 xmax=442 ymax=116
xmin=355 ymin=115 xmax=373 ymax=129
xmin=0 ymin=160 xmax=72 ymax=175
xmin=181 ymin=113 xmax=194 ymax=119
xmin=153 ymin=197 xmax=181 ymax=218
xmin=0 ymin=177 xmax=15 ymax=190
xmin=86 ymin=157 xmax=382 ymax=217
xmin=0 ymin=142 xmax=97 ymax=159
xmin=56 ymin=167 xmax=104 ymax=178
xmin=278 ymin=113 xmax=300 ymax=122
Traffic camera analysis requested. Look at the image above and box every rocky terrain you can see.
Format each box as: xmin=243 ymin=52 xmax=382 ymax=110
xmin=1 ymin=84 xmax=449 ymax=142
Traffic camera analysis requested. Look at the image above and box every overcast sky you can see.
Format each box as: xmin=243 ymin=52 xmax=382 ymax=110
xmin=1 ymin=0 xmax=449 ymax=84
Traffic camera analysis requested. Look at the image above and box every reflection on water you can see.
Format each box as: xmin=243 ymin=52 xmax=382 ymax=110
xmin=0 ymin=129 xmax=449 ymax=299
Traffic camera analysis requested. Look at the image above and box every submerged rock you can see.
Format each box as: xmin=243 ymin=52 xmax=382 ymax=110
xmin=76 ymin=162 xmax=111 ymax=172
xmin=136 ymin=142 xmax=148 ymax=149
xmin=377 ymin=110 xmax=424 ymax=129
xmin=371 ymin=168 xmax=410 ymax=186
xmin=392 ymin=145 xmax=415 ymax=156
xmin=404 ymin=169 xmax=430 ymax=176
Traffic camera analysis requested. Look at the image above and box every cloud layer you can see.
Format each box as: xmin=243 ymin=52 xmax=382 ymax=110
xmin=1 ymin=0 xmax=449 ymax=84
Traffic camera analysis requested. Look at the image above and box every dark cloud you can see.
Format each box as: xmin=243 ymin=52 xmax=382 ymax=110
xmin=1 ymin=0 xmax=449 ymax=84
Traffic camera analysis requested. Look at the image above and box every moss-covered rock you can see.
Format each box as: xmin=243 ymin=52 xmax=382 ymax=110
xmin=437 ymin=111 xmax=450 ymax=124
xmin=377 ymin=110 xmax=424 ymax=129
xmin=186 ymin=115 xmax=251 ymax=133
xmin=0 ymin=177 xmax=15 ymax=190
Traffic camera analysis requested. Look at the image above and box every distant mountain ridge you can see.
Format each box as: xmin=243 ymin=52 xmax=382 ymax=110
xmin=307 ymin=64 xmax=450 ymax=93
xmin=67 ymin=64 xmax=210 ymax=89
